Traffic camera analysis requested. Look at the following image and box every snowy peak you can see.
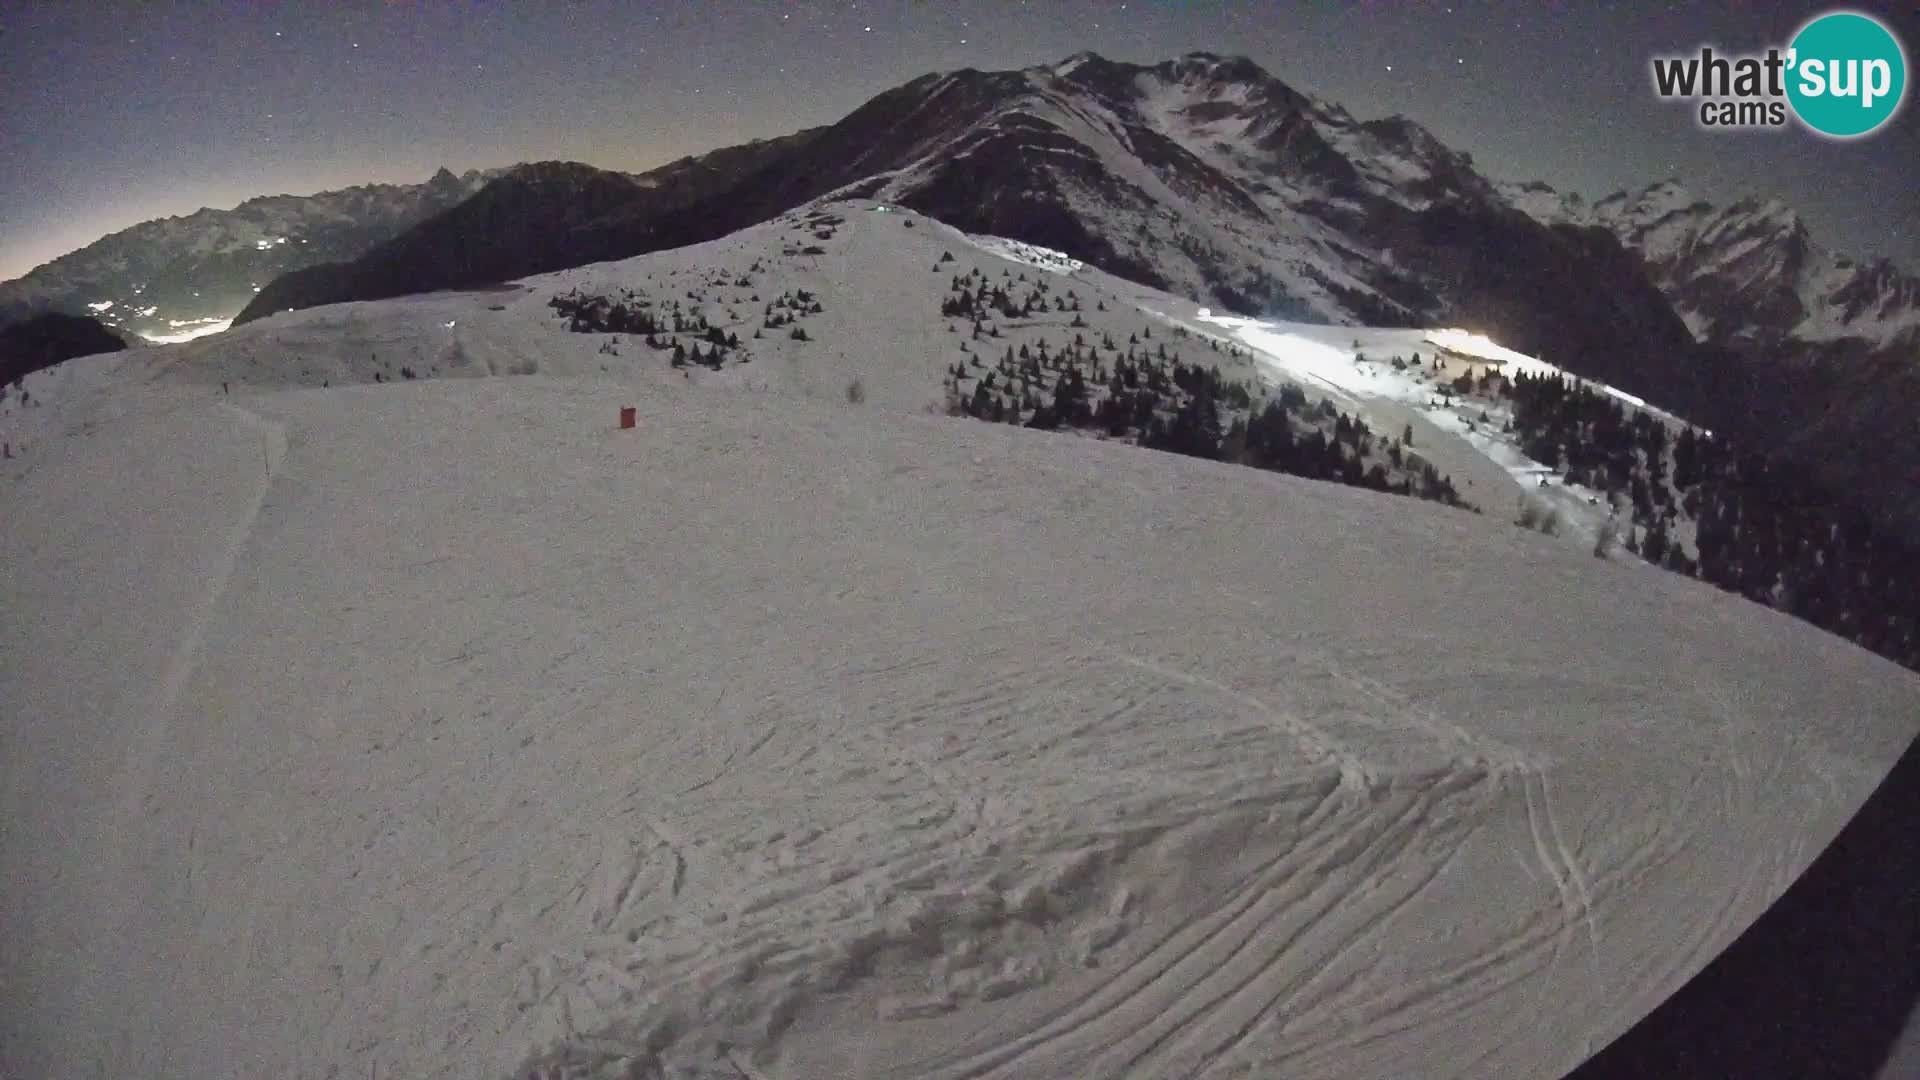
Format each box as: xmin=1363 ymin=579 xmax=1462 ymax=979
xmin=10 ymin=189 xmax=1920 ymax=1079
xmin=1050 ymin=50 xmax=1104 ymax=77
xmin=424 ymin=166 xmax=473 ymax=200
xmin=1356 ymin=115 xmax=1450 ymax=162
xmin=1031 ymin=51 xmax=1312 ymax=121
xmin=1592 ymin=179 xmax=1708 ymax=229
xmin=1825 ymin=257 xmax=1920 ymax=335
xmin=1726 ymin=194 xmax=1801 ymax=229
xmin=1523 ymin=180 xmax=1920 ymax=349
xmin=870 ymin=51 xmax=1462 ymax=318
xmin=1013 ymin=50 xmax=1486 ymax=215
xmin=1336 ymin=114 xmax=1498 ymax=205
xmin=1159 ymin=51 xmax=1286 ymax=94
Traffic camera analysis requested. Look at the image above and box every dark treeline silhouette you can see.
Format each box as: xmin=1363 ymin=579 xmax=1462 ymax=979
xmin=0 ymin=312 xmax=127 ymax=386
xmin=1506 ymin=370 xmax=1920 ymax=672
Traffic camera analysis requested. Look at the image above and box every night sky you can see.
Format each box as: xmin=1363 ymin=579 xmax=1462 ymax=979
xmin=2 ymin=1 xmax=1915 ymax=282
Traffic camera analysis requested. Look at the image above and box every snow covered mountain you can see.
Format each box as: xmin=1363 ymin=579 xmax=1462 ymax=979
xmin=6 ymin=197 xmax=1918 ymax=1079
xmin=0 ymin=167 xmax=495 ymax=340
xmin=238 ymin=52 xmax=1696 ymax=395
xmin=1505 ymin=178 xmax=1920 ymax=351
xmin=1502 ymin=178 xmax=1920 ymax=538
xmin=224 ymin=52 xmax=1920 ymax=538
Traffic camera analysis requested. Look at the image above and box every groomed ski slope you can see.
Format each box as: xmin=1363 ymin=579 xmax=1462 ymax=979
xmin=4 ymin=371 xmax=1918 ymax=1079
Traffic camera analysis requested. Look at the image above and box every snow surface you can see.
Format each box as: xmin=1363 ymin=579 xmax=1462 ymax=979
xmin=1498 ymin=182 xmax=1595 ymax=229
xmin=5 ymin=199 xmax=1918 ymax=1079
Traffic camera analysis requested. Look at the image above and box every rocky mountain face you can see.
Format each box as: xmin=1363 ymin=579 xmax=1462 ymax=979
xmin=1506 ymin=178 xmax=1920 ymax=352
xmin=0 ymin=168 xmax=495 ymax=339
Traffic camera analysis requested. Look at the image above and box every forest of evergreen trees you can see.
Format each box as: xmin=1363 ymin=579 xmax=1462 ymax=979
xmin=1506 ymin=371 xmax=1920 ymax=672
xmin=938 ymin=269 xmax=1469 ymax=511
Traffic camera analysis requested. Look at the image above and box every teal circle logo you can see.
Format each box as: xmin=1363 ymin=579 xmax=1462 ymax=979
xmin=1786 ymin=11 xmax=1907 ymax=138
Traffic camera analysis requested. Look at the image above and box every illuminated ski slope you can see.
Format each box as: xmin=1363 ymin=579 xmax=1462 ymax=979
xmin=1177 ymin=310 xmax=1704 ymax=547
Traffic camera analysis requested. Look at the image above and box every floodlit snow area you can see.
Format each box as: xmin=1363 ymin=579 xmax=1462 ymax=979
xmin=4 ymin=371 xmax=1918 ymax=1079
xmin=1185 ymin=311 xmax=1682 ymax=545
xmin=963 ymin=234 xmax=1087 ymax=275
xmin=140 ymin=316 xmax=234 ymax=344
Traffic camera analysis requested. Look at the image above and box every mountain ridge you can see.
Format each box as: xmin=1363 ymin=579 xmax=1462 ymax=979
xmin=220 ymin=51 xmax=1920 ymax=535
xmin=0 ymin=168 xmax=500 ymax=339
xmin=26 ymin=51 xmax=1920 ymax=534
xmin=1503 ymin=177 xmax=1920 ymax=351
xmin=239 ymin=51 xmax=1695 ymax=386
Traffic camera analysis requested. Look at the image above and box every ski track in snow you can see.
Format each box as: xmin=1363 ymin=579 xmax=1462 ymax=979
xmin=917 ymin=762 xmax=1497 ymax=1079
xmin=3 ymin=204 xmax=1917 ymax=1080
xmin=114 ymin=402 xmax=287 ymax=823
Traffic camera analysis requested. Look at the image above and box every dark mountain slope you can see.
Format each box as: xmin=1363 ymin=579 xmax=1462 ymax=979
xmin=0 ymin=313 xmax=129 ymax=386
xmin=0 ymin=169 xmax=492 ymax=339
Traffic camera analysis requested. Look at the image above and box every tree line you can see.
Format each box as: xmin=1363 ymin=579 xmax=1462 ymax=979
xmin=1507 ymin=370 xmax=1920 ymax=670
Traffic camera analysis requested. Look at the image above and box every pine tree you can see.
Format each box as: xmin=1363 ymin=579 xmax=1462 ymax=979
xmin=970 ymin=380 xmax=994 ymax=417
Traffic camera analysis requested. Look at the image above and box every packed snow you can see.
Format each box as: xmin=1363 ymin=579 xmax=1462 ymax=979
xmin=4 ymin=199 xmax=1918 ymax=1079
